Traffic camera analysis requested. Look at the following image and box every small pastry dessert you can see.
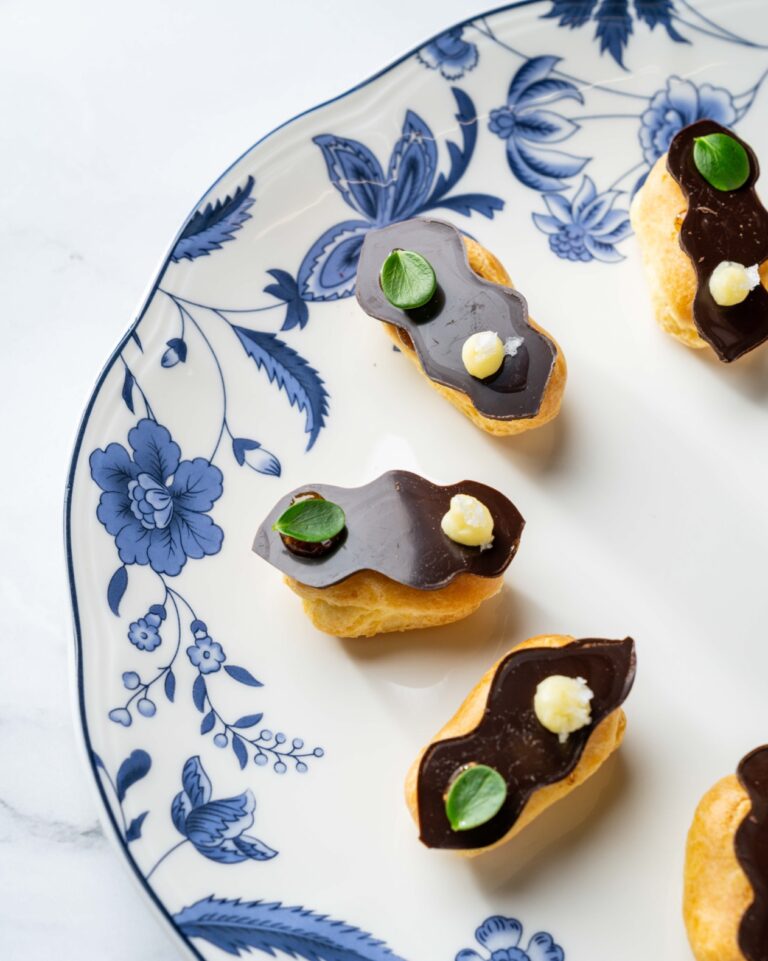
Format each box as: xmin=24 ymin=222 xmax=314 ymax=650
xmin=631 ymin=120 xmax=768 ymax=362
xmin=355 ymin=217 xmax=566 ymax=435
xmin=405 ymin=634 xmax=636 ymax=855
xmin=684 ymin=746 xmax=768 ymax=961
xmin=252 ymin=470 xmax=524 ymax=638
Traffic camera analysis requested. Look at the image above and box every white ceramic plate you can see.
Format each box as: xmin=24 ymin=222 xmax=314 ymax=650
xmin=66 ymin=3 xmax=768 ymax=958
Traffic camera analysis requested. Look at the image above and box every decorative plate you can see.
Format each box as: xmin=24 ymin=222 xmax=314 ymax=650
xmin=66 ymin=3 xmax=768 ymax=959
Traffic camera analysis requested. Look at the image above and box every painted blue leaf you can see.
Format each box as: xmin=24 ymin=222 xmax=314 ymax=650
xmin=131 ymin=330 xmax=143 ymax=351
xmin=126 ymin=811 xmax=148 ymax=842
xmin=192 ymin=674 xmax=207 ymax=713
xmin=224 ymin=665 xmax=264 ymax=688
xmin=515 ymin=77 xmax=584 ymax=111
xmin=107 ymin=565 xmax=128 ymax=616
xmin=116 ymin=750 xmax=152 ymax=802
xmin=296 ymin=219 xmax=370 ymax=302
xmin=201 ymin=710 xmax=216 ymax=735
xmin=430 ymin=194 xmax=504 ymax=218
xmin=514 ymin=110 xmax=580 ymax=144
xmin=386 ymin=110 xmax=438 ymax=221
xmin=634 ymin=0 xmax=688 ymax=42
xmin=594 ymin=0 xmax=633 ymax=67
xmin=92 ymin=751 xmax=105 ymax=769
xmin=164 ymin=669 xmax=176 ymax=703
xmin=431 ymin=88 xmax=478 ymax=202
xmin=121 ymin=368 xmax=135 ymax=414
xmin=232 ymin=326 xmax=328 ymax=451
xmin=232 ymin=734 xmax=248 ymax=770
xmin=264 ymin=268 xmax=310 ymax=331
xmin=312 ymin=134 xmax=387 ymax=221
xmin=506 ymin=137 xmax=589 ymax=191
xmin=173 ymin=896 xmax=408 ymax=961
xmin=171 ymin=176 xmax=255 ymax=262
xmin=232 ymin=713 xmax=264 ymax=729
xmin=542 ymin=0 xmax=598 ymax=28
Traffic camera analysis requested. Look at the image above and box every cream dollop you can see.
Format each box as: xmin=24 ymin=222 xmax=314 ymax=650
xmin=533 ymin=675 xmax=594 ymax=743
xmin=461 ymin=330 xmax=504 ymax=379
xmin=440 ymin=494 xmax=494 ymax=548
xmin=708 ymin=260 xmax=761 ymax=307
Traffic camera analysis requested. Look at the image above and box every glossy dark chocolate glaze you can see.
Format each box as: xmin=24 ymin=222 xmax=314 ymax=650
xmin=417 ymin=637 xmax=635 ymax=849
xmin=355 ymin=218 xmax=557 ymax=419
xmin=252 ymin=470 xmax=524 ymax=590
xmin=736 ymin=746 xmax=768 ymax=961
xmin=667 ymin=120 xmax=768 ymax=362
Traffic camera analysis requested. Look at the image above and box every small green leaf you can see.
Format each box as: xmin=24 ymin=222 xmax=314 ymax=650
xmin=445 ymin=764 xmax=507 ymax=831
xmin=273 ymin=498 xmax=345 ymax=543
xmin=380 ymin=249 xmax=436 ymax=310
xmin=693 ymin=133 xmax=750 ymax=191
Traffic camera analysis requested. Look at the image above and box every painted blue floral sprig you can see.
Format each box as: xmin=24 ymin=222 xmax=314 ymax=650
xmin=107 ymin=582 xmax=323 ymax=775
xmin=456 ymin=916 xmax=564 ymax=961
xmin=186 ymin=621 xmax=324 ymax=774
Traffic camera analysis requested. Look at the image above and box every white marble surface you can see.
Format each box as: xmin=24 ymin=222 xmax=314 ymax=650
xmin=0 ymin=2 xmax=485 ymax=956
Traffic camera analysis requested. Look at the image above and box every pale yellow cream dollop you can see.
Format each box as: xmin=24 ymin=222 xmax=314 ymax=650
xmin=440 ymin=494 xmax=494 ymax=548
xmin=533 ymin=674 xmax=594 ymax=743
xmin=708 ymin=260 xmax=761 ymax=307
xmin=461 ymin=330 xmax=504 ymax=379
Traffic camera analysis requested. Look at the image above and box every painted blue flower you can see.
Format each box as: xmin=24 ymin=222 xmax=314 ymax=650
xmin=265 ymin=90 xmax=503 ymax=325
xmin=172 ymin=756 xmax=277 ymax=864
xmin=416 ymin=27 xmax=479 ymax=80
xmin=543 ymin=0 xmax=688 ymax=68
xmin=456 ymin=916 xmax=564 ymax=961
xmin=639 ymin=75 xmax=737 ymax=166
xmin=532 ymin=176 xmax=631 ymax=262
xmin=128 ymin=612 xmax=162 ymax=651
xmin=90 ymin=419 xmax=223 ymax=577
xmin=187 ymin=633 xmax=226 ymax=675
xmin=489 ymin=56 xmax=588 ymax=192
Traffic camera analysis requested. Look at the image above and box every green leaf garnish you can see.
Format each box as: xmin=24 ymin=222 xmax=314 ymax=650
xmin=445 ymin=764 xmax=507 ymax=832
xmin=693 ymin=133 xmax=750 ymax=191
xmin=273 ymin=498 xmax=345 ymax=543
xmin=380 ymin=249 xmax=436 ymax=310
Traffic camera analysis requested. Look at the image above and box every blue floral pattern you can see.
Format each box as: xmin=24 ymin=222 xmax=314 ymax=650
xmin=417 ymin=27 xmax=479 ymax=79
xmin=91 ymin=419 xmax=224 ymax=577
xmin=639 ymin=75 xmax=737 ymax=165
xmin=489 ymin=56 xmax=587 ymax=192
xmin=128 ymin=607 xmax=165 ymax=651
xmin=170 ymin=756 xmax=277 ymax=866
xmin=456 ymin=916 xmax=564 ymax=961
xmin=264 ymin=89 xmax=503 ymax=328
xmin=70 ymin=5 xmax=768 ymax=961
xmin=533 ymin=176 xmax=631 ymax=262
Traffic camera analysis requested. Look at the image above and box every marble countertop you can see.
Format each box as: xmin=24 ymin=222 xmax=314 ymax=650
xmin=0 ymin=1 xmax=483 ymax=956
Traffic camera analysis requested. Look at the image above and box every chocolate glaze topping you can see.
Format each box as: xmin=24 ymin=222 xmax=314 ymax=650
xmin=252 ymin=470 xmax=524 ymax=590
xmin=667 ymin=120 xmax=768 ymax=362
xmin=417 ymin=637 xmax=636 ymax=849
xmin=736 ymin=746 xmax=768 ymax=961
xmin=355 ymin=218 xmax=557 ymax=419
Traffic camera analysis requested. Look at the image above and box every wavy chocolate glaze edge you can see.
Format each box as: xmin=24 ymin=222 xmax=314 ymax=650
xmin=355 ymin=217 xmax=557 ymax=419
xmin=736 ymin=746 xmax=768 ymax=961
xmin=666 ymin=120 xmax=768 ymax=363
xmin=252 ymin=470 xmax=524 ymax=590
xmin=416 ymin=636 xmax=636 ymax=850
